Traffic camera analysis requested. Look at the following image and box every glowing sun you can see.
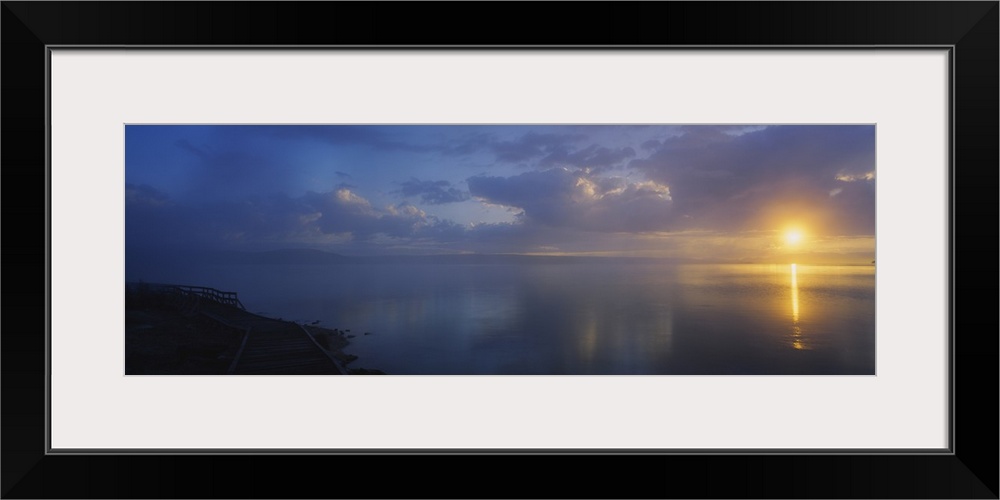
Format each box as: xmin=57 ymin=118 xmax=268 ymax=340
xmin=785 ymin=230 xmax=803 ymax=245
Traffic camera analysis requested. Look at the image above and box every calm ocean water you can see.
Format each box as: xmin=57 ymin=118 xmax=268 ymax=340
xmin=128 ymin=261 xmax=876 ymax=375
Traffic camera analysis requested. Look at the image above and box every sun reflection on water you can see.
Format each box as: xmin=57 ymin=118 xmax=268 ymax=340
xmin=790 ymin=263 xmax=805 ymax=350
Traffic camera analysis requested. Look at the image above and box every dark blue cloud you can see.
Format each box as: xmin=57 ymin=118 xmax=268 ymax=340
xmin=173 ymin=139 xmax=210 ymax=161
xmin=125 ymin=183 xmax=170 ymax=206
xmin=540 ymin=144 xmax=636 ymax=171
xmin=266 ymin=125 xmax=434 ymax=154
xmin=467 ymin=168 xmax=673 ymax=232
xmin=475 ymin=131 xmax=638 ymax=170
xmin=396 ymin=178 xmax=470 ymax=204
xmin=490 ymin=131 xmax=588 ymax=163
xmin=165 ymin=134 xmax=300 ymax=201
xmin=628 ymin=125 xmax=875 ymax=234
xmin=126 ymin=184 xmax=471 ymax=252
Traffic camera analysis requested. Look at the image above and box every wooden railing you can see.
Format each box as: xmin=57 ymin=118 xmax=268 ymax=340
xmin=171 ymin=285 xmax=247 ymax=310
xmin=128 ymin=282 xmax=247 ymax=311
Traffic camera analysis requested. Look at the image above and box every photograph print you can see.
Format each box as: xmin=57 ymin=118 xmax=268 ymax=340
xmin=125 ymin=124 xmax=876 ymax=375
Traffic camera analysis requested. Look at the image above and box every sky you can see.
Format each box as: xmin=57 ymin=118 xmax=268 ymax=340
xmin=125 ymin=125 xmax=876 ymax=262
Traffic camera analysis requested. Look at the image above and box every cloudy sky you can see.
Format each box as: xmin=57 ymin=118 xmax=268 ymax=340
xmin=125 ymin=125 xmax=876 ymax=262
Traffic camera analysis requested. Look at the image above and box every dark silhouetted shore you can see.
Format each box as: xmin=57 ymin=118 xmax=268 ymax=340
xmin=125 ymin=283 xmax=384 ymax=375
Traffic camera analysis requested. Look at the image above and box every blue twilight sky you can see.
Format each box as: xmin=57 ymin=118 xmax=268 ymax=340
xmin=125 ymin=125 xmax=876 ymax=260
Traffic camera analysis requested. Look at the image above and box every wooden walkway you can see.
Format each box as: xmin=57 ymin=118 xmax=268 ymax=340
xmin=199 ymin=302 xmax=344 ymax=375
xmin=127 ymin=282 xmax=345 ymax=374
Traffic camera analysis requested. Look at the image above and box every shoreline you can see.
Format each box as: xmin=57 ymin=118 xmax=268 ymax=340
xmin=124 ymin=284 xmax=385 ymax=375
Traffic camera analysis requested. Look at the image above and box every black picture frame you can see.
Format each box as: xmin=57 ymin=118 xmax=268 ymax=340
xmin=3 ymin=2 xmax=996 ymax=498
